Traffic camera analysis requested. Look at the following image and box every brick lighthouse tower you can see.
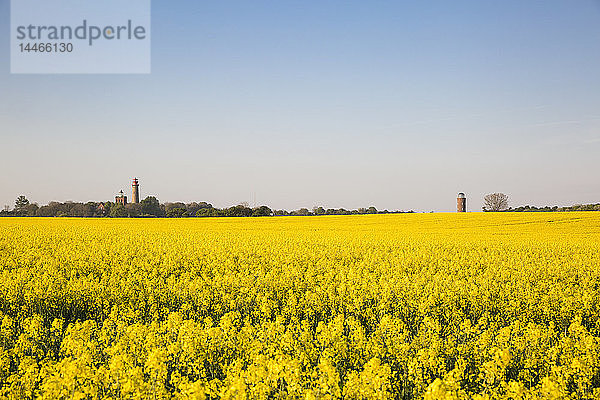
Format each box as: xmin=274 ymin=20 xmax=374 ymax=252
xmin=457 ymin=192 xmax=466 ymax=212
xmin=132 ymin=178 xmax=140 ymax=204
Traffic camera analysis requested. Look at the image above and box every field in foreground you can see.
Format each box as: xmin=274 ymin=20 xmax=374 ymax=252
xmin=0 ymin=214 xmax=599 ymax=399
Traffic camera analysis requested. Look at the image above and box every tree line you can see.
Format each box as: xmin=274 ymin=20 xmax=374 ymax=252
xmin=5 ymin=193 xmax=596 ymax=217
xmin=482 ymin=192 xmax=600 ymax=212
xmin=1 ymin=195 xmax=410 ymax=218
xmin=505 ymin=204 xmax=600 ymax=212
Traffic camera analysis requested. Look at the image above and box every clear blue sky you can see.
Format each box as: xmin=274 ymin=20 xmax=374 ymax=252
xmin=1 ymin=0 xmax=599 ymax=212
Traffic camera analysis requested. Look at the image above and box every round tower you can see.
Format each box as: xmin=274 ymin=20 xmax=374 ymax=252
xmin=132 ymin=178 xmax=139 ymax=204
xmin=457 ymin=192 xmax=466 ymax=212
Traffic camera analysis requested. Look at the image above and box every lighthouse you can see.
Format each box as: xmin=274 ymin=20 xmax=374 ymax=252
xmin=132 ymin=178 xmax=140 ymax=204
xmin=457 ymin=192 xmax=466 ymax=212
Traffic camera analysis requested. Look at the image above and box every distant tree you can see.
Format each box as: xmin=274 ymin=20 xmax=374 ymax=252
xmin=325 ymin=208 xmax=350 ymax=215
xmin=24 ymin=203 xmax=39 ymax=216
xmin=291 ymin=208 xmax=310 ymax=216
xmin=36 ymin=202 xmax=58 ymax=217
xmin=313 ymin=207 xmax=326 ymax=215
xmin=366 ymin=206 xmax=378 ymax=214
xmin=69 ymin=203 xmax=95 ymax=217
xmin=164 ymin=202 xmax=186 ymax=214
xmin=186 ymin=202 xmax=200 ymax=216
xmin=252 ymin=206 xmax=272 ymax=217
xmin=84 ymin=202 xmax=101 ymax=217
xmin=184 ymin=202 xmax=211 ymax=216
xmin=14 ymin=195 xmax=30 ymax=214
xmin=196 ymin=207 xmax=221 ymax=217
xmin=483 ymin=193 xmax=509 ymax=212
xmin=222 ymin=205 xmax=253 ymax=217
xmin=109 ymin=204 xmax=128 ymax=218
xmin=167 ymin=207 xmax=187 ymax=218
xmin=125 ymin=203 xmax=142 ymax=217
xmin=141 ymin=196 xmax=163 ymax=217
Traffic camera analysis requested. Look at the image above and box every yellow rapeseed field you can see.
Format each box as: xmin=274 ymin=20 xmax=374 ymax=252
xmin=0 ymin=213 xmax=599 ymax=399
